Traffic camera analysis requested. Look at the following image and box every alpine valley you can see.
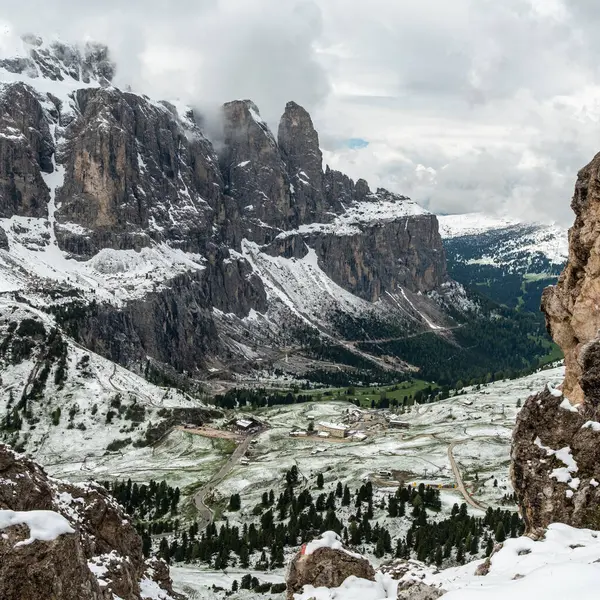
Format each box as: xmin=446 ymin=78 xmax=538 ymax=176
xmin=3 ymin=34 xmax=597 ymax=600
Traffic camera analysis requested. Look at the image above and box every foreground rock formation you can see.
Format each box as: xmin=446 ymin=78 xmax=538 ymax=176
xmin=0 ymin=443 xmax=177 ymax=600
xmin=286 ymin=533 xmax=375 ymax=599
xmin=542 ymin=152 xmax=600 ymax=406
xmin=512 ymin=387 xmax=600 ymax=534
xmin=512 ymin=152 xmax=600 ymax=533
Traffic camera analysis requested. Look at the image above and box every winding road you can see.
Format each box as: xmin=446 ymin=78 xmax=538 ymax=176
xmin=447 ymin=441 xmax=487 ymax=511
xmin=193 ymin=432 xmax=258 ymax=528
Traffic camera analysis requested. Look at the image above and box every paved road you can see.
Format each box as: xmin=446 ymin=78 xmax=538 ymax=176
xmin=447 ymin=441 xmax=487 ymax=511
xmin=193 ymin=433 xmax=258 ymax=528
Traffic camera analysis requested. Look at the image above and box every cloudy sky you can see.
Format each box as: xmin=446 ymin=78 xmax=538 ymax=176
xmin=2 ymin=0 xmax=600 ymax=225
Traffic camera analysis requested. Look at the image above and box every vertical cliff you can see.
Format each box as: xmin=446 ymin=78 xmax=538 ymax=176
xmin=512 ymin=152 xmax=600 ymax=534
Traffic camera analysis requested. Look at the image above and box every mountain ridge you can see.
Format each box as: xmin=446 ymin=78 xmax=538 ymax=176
xmin=0 ymin=33 xmax=472 ymax=387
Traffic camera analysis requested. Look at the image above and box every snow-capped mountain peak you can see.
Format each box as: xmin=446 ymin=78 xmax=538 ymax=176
xmin=0 ymin=30 xmax=114 ymax=86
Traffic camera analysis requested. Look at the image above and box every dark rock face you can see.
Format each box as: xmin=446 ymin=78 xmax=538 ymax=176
xmin=0 ymin=82 xmax=53 ymax=218
xmin=286 ymin=544 xmax=375 ymax=600
xmin=56 ymin=88 xmax=220 ymax=257
xmin=220 ymin=100 xmax=292 ymax=242
xmin=278 ymin=100 xmax=326 ymax=224
xmin=0 ymin=444 xmax=178 ymax=600
xmin=73 ymin=254 xmax=266 ymax=375
xmin=0 ymin=226 xmax=8 ymax=250
xmin=307 ymin=215 xmax=447 ymax=301
xmin=511 ymin=386 xmax=600 ymax=534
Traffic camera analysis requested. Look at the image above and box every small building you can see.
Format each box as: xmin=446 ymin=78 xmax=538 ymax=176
xmin=389 ymin=419 xmax=410 ymax=429
xmin=236 ymin=419 xmax=254 ymax=430
xmin=317 ymin=421 xmax=348 ymax=438
xmin=317 ymin=431 xmax=330 ymax=438
xmin=351 ymin=432 xmax=367 ymax=441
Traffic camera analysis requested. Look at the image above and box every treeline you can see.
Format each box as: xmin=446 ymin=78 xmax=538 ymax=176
xmin=214 ymin=389 xmax=314 ymax=410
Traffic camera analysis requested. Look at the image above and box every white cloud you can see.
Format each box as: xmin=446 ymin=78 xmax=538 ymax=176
xmin=2 ymin=0 xmax=600 ymax=225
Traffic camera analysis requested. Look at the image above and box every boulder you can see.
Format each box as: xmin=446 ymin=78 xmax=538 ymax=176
xmin=286 ymin=532 xmax=375 ymax=599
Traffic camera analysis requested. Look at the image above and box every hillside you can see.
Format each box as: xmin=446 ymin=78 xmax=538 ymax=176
xmin=439 ymin=213 xmax=567 ymax=312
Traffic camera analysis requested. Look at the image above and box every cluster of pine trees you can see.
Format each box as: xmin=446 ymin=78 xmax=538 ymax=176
xmin=144 ymin=469 xmax=522 ymax=571
xmin=396 ymin=502 xmax=524 ymax=565
xmin=102 ymin=478 xmax=180 ymax=520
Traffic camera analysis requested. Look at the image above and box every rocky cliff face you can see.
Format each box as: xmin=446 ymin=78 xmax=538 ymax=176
xmin=0 ymin=444 xmax=178 ymax=600
xmin=0 ymin=82 xmax=53 ymax=218
xmin=0 ymin=34 xmax=458 ymax=382
xmin=512 ymin=151 xmax=600 ymax=533
xmin=542 ymin=152 xmax=600 ymax=406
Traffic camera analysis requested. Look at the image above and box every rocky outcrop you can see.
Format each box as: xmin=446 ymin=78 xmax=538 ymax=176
xmin=69 ymin=251 xmax=267 ymax=374
xmin=511 ymin=387 xmax=600 ymax=535
xmin=286 ymin=538 xmax=375 ymax=600
xmin=396 ymin=581 xmax=444 ymax=599
xmin=0 ymin=443 xmax=178 ymax=600
xmin=220 ymin=100 xmax=292 ymax=243
xmin=278 ymin=101 xmax=326 ymax=224
xmin=512 ymin=151 xmax=600 ymax=533
xmin=379 ymin=558 xmax=445 ymax=599
xmin=307 ymin=214 xmax=447 ymax=301
xmin=542 ymin=152 xmax=600 ymax=406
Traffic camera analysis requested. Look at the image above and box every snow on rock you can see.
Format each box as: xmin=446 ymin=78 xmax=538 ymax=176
xmin=0 ymin=509 xmax=74 ymax=546
xmin=534 ymin=437 xmax=579 ymax=488
xmin=305 ymin=531 xmax=348 ymax=556
xmin=278 ymin=197 xmax=429 ymax=240
xmin=295 ymin=572 xmax=397 ymax=600
xmin=559 ymin=398 xmax=578 ymax=412
xmin=547 ymin=382 xmax=563 ymax=398
xmin=140 ymin=577 xmax=174 ymax=600
xmin=582 ymin=421 xmax=600 ymax=432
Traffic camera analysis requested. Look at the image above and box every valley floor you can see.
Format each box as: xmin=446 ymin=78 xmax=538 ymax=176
xmin=44 ymin=364 xmax=563 ymax=598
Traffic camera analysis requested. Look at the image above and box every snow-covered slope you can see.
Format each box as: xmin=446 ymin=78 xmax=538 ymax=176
xmin=277 ymin=196 xmax=429 ymax=239
xmin=0 ymin=300 xmax=210 ymax=471
xmin=293 ymin=523 xmax=600 ymax=600
xmin=438 ymin=213 xmax=568 ymax=272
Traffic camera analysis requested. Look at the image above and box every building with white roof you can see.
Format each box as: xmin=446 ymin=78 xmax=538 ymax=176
xmin=317 ymin=421 xmax=348 ymax=439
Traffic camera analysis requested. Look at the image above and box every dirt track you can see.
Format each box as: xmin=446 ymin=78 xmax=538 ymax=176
xmin=193 ymin=433 xmax=258 ymax=528
xmin=448 ymin=441 xmax=487 ymax=511
xmin=176 ymin=426 xmax=242 ymax=440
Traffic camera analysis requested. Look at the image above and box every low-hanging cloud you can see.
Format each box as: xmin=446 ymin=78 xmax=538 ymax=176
xmin=2 ymin=0 xmax=600 ymax=225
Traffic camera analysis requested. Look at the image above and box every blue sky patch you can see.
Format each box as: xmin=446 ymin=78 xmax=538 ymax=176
xmin=346 ymin=138 xmax=369 ymax=149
